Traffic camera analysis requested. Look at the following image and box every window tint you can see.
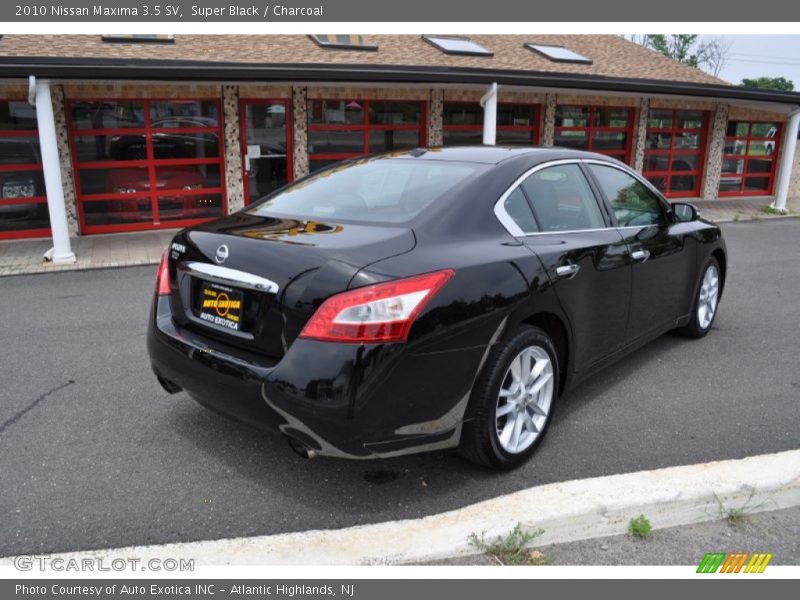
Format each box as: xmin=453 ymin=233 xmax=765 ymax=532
xmin=248 ymin=158 xmax=482 ymax=224
xmin=519 ymin=164 xmax=604 ymax=232
xmin=503 ymin=188 xmax=538 ymax=233
xmin=588 ymin=164 xmax=665 ymax=227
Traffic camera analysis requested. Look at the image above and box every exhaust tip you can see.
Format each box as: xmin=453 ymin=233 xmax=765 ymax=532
xmin=287 ymin=436 xmax=318 ymax=460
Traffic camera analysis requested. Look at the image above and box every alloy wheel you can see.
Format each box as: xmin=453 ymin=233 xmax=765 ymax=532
xmin=495 ymin=345 xmax=554 ymax=454
xmin=698 ymin=264 xmax=720 ymax=330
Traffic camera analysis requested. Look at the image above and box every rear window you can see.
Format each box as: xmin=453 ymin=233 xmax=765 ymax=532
xmin=247 ymin=157 xmax=482 ymax=223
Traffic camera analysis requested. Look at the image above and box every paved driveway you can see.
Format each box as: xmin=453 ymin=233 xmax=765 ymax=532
xmin=1 ymin=218 xmax=799 ymax=556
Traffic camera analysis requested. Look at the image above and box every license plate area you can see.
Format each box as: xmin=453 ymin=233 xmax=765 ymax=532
xmin=196 ymin=281 xmax=245 ymax=332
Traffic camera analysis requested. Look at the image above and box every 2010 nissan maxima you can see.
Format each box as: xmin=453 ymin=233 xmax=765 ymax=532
xmin=147 ymin=146 xmax=726 ymax=469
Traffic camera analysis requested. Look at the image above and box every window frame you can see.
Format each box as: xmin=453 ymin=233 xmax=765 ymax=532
xmin=442 ymin=101 xmax=541 ymax=147
xmin=719 ymin=120 xmax=782 ymax=197
xmin=554 ymin=105 xmax=635 ymax=164
xmin=66 ymin=96 xmax=227 ymax=234
xmin=306 ymin=98 xmax=427 ymax=170
xmin=493 ymin=158 xmax=671 ymax=237
xmin=0 ymin=98 xmax=50 ymax=240
xmin=584 ymin=160 xmax=671 ymax=229
xmin=643 ymin=109 xmax=710 ymax=198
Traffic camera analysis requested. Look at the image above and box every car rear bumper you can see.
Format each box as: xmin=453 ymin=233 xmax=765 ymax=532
xmin=147 ymin=295 xmax=488 ymax=459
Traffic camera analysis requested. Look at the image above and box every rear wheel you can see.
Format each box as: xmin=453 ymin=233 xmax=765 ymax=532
xmin=460 ymin=325 xmax=559 ymax=469
xmin=677 ymin=257 xmax=721 ymax=338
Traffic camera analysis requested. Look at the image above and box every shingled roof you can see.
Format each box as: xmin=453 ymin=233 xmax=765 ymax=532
xmin=0 ymin=34 xmax=729 ymax=86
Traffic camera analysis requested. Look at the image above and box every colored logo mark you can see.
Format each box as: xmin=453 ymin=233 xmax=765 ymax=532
xmin=697 ymin=552 xmax=773 ymax=573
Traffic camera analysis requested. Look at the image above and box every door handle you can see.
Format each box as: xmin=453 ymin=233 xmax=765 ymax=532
xmin=631 ymin=249 xmax=650 ymax=263
xmin=555 ymin=263 xmax=580 ymax=279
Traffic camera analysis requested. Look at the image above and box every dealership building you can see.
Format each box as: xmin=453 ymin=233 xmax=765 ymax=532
xmin=1 ymin=34 xmax=799 ymax=262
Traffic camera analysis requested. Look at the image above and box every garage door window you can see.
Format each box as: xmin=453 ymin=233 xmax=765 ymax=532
xmin=443 ymin=102 xmax=540 ymax=146
xmin=554 ymin=105 xmax=633 ymax=163
xmin=719 ymin=121 xmax=781 ymax=196
xmin=67 ymin=98 xmax=226 ymax=234
xmin=643 ymin=109 xmax=709 ymax=197
xmin=0 ymin=100 xmax=50 ymax=240
xmin=307 ymin=100 xmax=426 ymax=173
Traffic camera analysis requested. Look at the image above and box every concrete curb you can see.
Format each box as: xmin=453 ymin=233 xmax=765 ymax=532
xmin=3 ymin=449 xmax=799 ymax=565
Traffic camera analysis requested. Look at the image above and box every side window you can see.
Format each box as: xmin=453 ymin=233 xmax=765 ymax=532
xmin=519 ymin=164 xmax=605 ymax=232
xmin=503 ymin=187 xmax=539 ymax=233
xmin=588 ymin=164 xmax=666 ymax=227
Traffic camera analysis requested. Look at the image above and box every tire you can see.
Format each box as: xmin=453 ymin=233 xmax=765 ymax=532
xmin=460 ymin=325 xmax=559 ymax=469
xmin=676 ymin=257 xmax=722 ymax=338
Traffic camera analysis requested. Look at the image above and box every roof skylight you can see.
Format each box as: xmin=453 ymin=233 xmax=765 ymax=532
xmin=422 ymin=35 xmax=493 ymax=57
xmin=310 ymin=35 xmax=378 ymax=51
xmin=524 ymin=43 xmax=592 ymax=64
xmin=102 ymin=35 xmax=175 ymax=44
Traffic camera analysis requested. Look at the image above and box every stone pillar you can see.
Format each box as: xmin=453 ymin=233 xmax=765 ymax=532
xmin=701 ymin=103 xmax=730 ymax=201
xmin=222 ymin=85 xmax=244 ymax=213
xmin=50 ymin=84 xmax=79 ymax=236
xmin=427 ymin=88 xmax=443 ymax=146
xmin=632 ymin=97 xmax=650 ymax=172
xmin=542 ymin=93 xmax=557 ymax=146
xmin=292 ymin=86 xmax=309 ymax=179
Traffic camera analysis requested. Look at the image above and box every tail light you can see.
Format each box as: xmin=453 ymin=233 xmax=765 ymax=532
xmin=299 ymin=269 xmax=455 ymax=343
xmin=156 ymin=251 xmax=171 ymax=296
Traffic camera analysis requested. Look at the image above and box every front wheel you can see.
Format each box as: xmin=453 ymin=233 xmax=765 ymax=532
xmin=677 ymin=257 xmax=721 ymax=338
xmin=460 ymin=325 xmax=559 ymax=469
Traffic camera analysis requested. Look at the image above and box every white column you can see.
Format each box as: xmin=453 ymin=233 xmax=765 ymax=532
xmin=33 ymin=78 xmax=76 ymax=263
xmin=772 ymin=109 xmax=800 ymax=212
xmin=480 ymin=83 xmax=498 ymax=146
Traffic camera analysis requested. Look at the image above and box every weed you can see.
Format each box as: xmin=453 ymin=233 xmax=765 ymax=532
xmin=468 ymin=523 xmax=545 ymax=565
xmin=628 ymin=514 xmax=652 ymax=538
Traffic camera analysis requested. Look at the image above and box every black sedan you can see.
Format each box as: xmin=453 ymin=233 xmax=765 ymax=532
xmin=147 ymin=146 xmax=726 ymax=469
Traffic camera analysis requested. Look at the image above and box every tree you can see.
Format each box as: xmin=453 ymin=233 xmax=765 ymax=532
xmin=627 ymin=35 xmax=731 ymax=77
xmin=740 ymin=77 xmax=794 ymax=91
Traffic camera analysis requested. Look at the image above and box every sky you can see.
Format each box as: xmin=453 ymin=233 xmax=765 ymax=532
xmin=706 ymin=35 xmax=800 ymax=87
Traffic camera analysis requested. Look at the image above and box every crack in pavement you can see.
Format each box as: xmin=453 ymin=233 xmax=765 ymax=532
xmin=0 ymin=380 xmax=75 ymax=434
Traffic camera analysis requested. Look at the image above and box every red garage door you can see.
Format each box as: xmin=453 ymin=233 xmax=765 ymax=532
xmin=554 ymin=105 xmax=634 ymax=164
xmin=67 ymin=98 xmax=226 ymax=234
xmin=719 ymin=121 xmax=782 ymax=196
xmin=0 ymin=99 xmax=50 ymax=240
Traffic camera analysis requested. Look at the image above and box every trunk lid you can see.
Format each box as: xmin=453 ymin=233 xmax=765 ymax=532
xmin=168 ymin=212 xmax=415 ymax=358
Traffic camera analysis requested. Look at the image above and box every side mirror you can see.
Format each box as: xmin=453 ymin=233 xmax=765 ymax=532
xmin=671 ymin=202 xmax=700 ymax=223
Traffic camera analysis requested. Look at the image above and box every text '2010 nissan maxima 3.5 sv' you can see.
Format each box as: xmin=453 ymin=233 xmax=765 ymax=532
xmin=147 ymin=146 xmax=726 ymax=469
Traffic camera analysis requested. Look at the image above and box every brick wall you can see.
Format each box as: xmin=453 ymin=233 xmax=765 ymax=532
xmin=306 ymin=86 xmax=429 ymax=100
xmin=62 ymin=83 xmax=222 ymax=98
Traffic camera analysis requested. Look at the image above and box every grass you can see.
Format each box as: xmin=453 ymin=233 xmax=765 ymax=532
xmin=628 ymin=515 xmax=652 ymax=538
xmin=760 ymin=205 xmax=786 ymax=216
xmin=468 ymin=524 xmax=546 ymax=565
xmin=714 ymin=489 xmax=773 ymax=526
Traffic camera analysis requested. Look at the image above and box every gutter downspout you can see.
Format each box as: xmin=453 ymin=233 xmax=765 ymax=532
xmin=28 ymin=76 xmax=76 ymax=264
xmin=772 ymin=107 xmax=800 ymax=213
xmin=480 ymin=82 xmax=498 ymax=146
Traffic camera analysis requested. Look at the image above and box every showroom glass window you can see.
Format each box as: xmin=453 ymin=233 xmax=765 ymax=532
xmin=643 ymin=109 xmax=709 ymax=197
xmin=442 ymin=102 xmax=540 ymax=146
xmin=67 ymin=98 xmax=226 ymax=233
xmin=0 ymin=100 xmax=50 ymax=239
xmin=719 ymin=121 xmax=782 ymax=196
xmin=554 ymin=105 xmax=633 ymax=162
xmin=307 ymin=100 xmax=426 ymax=172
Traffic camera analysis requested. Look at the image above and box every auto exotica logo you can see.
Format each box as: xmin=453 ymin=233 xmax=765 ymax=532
xmin=697 ymin=552 xmax=773 ymax=573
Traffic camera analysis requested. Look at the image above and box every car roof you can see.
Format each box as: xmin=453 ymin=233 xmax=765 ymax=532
xmin=378 ymin=145 xmax=619 ymax=166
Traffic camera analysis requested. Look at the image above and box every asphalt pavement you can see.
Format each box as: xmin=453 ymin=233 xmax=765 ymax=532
xmin=1 ymin=218 xmax=799 ymax=556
